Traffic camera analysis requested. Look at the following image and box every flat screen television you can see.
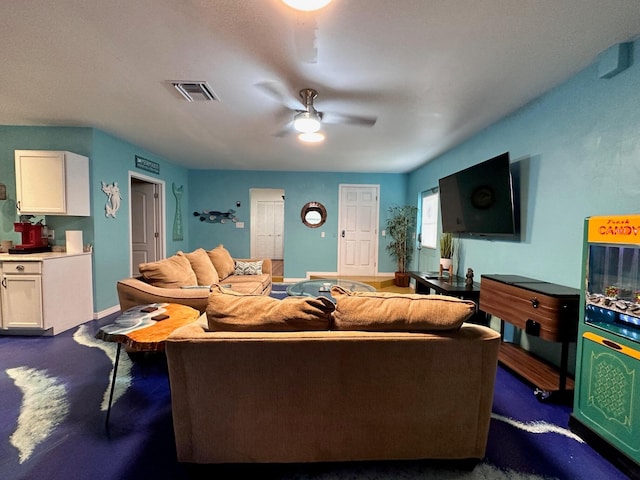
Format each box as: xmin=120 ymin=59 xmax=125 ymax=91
xmin=438 ymin=152 xmax=517 ymax=237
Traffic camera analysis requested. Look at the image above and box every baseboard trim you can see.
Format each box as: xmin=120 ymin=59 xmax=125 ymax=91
xmin=94 ymin=304 xmax=121 ymax=320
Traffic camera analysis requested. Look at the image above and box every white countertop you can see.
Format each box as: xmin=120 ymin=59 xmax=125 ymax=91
xmin=0 ymin=251 xmax=92 ymax=261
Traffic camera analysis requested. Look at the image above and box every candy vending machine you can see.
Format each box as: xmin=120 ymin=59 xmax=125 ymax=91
xmin=570 ymin=214 xmax=640 ymax=476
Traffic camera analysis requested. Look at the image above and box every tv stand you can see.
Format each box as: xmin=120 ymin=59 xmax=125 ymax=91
xmin=479 ymin=274 xmax=580 ymax=402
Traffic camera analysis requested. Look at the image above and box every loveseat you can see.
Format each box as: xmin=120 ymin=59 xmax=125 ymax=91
xmin=165 ymin=285 xmax=501 ymax=465
xmin=116 ymin=245 xmax=272 ymax=313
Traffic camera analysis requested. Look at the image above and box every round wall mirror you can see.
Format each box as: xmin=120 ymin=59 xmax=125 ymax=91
xmin=301 ymin=201 xmax=327 ymax=228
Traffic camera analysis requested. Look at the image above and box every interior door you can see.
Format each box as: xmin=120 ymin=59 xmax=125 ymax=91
xmin=130 ymin=177 xmax=161 ymax=275
xmin=338 ymin=184 xmax=379 ymax=276
xmin=250 ymin=189 xmax=285 ymax=260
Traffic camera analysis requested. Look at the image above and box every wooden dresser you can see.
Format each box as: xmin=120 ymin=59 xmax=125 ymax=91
xmin=479 ymin=274 xmax=580 ymax=401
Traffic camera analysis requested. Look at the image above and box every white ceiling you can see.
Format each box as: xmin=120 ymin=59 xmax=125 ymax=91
xmin=2 ymin=0 xmax=639 ymax=173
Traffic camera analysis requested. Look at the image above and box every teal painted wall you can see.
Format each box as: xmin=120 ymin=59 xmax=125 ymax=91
xmin=407 ymin=39 xmax=640 ymax=370
xmin=90 ymin=130 xmax=190 ymax=313
xmin=2 ymin=38 xmax=639 ymax=331
xmin=0 ymin=126 xmax=94 ymax=246
xmin=408 ymin=39 xmax=640 ymax=287
xmin=0 ymin=127 xmax=190 ymax=314
xmin=188 ymin=170 xmax=407 ymax=278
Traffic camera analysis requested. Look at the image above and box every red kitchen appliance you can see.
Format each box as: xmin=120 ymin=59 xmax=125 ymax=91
xmin=9 ymin=218 xmax=51 ymax=254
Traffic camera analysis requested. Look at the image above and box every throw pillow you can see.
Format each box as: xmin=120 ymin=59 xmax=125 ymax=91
xmin=234 ymin=260 xmax=263 ymax=275
xmin=138 ymin=254 xmax=197 ymax=288
xmin=178 ymin=248 xmax=219 ymax=286
xmin=206 ymin=244 xmax=236 ymax=280
xmin=330 ymin=285 xmax=475 ymax=331
xmin=206 ymin=284 xmax=335 ymax=331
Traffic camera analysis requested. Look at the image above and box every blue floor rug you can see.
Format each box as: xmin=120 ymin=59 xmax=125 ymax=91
xmin=0 ymin=292 xmax=630 ymax=480
xmin=271 ymin=282 xmax=291 ymax=299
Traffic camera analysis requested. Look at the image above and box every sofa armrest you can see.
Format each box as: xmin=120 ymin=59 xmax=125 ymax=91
xmin=116 ymin=277 xmax=210 ymax=313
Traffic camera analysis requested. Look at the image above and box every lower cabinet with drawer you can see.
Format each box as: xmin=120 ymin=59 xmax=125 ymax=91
xmin=1 ymin=260 xmax=43 ymax=329
xmin=479 ymin=274 xmax=580 ymax=401
xmin=0 ymin=253 xmax=93 ymax=335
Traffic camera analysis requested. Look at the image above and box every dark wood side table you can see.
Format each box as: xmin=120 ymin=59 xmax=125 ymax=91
xmin=408 ymin=271 xmax=487 ymax=324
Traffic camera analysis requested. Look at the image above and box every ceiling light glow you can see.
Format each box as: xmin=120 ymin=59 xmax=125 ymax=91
xmin=282 ymin=0 xmax=333 ymax=12
xmin=293 ymin=111 xmax=321 ymax=133
xmin=298 ymin=132 xmax=325 ymax=143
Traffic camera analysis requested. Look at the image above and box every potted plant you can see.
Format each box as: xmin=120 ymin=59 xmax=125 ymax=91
xmin=385 ymin=204 xmax=418 ymax=287
xmin=440 ymin=232 xmax=454 ymax=272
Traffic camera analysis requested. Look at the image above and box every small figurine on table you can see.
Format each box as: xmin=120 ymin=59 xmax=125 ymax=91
xmin=465 ymin=268 xmax=474 ymax=287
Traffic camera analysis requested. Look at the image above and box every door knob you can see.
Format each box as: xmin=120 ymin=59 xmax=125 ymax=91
xmin=341 ymin=230 xmax=345 ymax=238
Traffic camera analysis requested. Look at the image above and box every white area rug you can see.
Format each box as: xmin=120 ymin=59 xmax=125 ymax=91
xmin=6 ymin=366 xmax=69 ymax=464
xmin=73 ymin=324 xmax=133 ymax=411
xmin=273 ymin=461 xmax=557 ymax=479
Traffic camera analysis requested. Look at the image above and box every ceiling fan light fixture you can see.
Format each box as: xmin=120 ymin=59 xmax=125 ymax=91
xmin=281 ymin=0 xmax=332 ymax=12
xmin=298 ymin=131 xmax=325 ymax=143
xmin=293 ymin=111 xmax=321 ymax=133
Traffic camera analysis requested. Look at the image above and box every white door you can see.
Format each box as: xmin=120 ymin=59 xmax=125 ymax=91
xmin=130 ymin=176 xmax=162 ymax=275
xmin=250 ymin=189 xmax=284 ymax=259
xmin=338 ymin=184 xmax=379 ymax=276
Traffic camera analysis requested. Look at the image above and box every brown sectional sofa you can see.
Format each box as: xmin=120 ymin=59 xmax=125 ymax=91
xmin=116 ymin=245 xmax=272 ymax=313
xmin=165 ymin=286 xmax=501 ymax=465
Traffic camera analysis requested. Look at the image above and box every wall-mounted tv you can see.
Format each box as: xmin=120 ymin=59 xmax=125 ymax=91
xmin=438 ymin=152 xmax=518 ymax=237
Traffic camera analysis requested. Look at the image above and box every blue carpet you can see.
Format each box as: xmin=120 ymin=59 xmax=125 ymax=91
xmin=271 ymin=282 xmax=290 ymax=299
xmin=0 ymin=291 xmax=631 ymax=479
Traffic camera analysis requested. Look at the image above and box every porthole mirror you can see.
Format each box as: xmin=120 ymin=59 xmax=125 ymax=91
xmin=301 ymin=201 xmax=327 ymax=228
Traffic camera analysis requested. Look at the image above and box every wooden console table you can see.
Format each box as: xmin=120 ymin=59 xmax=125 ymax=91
xmin=409 ymin=271 xmax=487 ymax=324
xmin=479 ymin=274 xmax=579 ymax=401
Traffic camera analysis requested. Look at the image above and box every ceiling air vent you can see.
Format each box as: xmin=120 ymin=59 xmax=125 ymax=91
xmin=171 ymin=81 xmax=218 ymax=102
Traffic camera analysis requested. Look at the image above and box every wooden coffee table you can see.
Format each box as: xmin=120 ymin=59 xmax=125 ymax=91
xmin=96 ymin=303 xmax=201 ymax=429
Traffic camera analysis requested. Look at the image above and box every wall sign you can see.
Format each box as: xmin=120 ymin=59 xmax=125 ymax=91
xmin=588 ymin=214 xmax=640 ymax=243
xmin=135 ymin=155 xmax=159 ymax=175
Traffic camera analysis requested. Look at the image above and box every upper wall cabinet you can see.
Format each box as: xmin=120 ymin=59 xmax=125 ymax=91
xmin=15 ymin=150 xmax=90 ymax=216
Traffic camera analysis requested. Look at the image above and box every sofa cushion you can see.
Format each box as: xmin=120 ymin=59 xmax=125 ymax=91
xmin=219 ymin=275 xmax=271 ymax=296
xmin=330 ymin=285 xmax=475 ymax=331
xmin=207 ymin=285 xmax=334 ymax=331
xmin=207 ymin=245 xmax=236 ymax=280
xmin=138 ymin=254 xmax=197 ymax=288
xmin=234 ymin=260 xmax=263 ymax=275
xmin=179 ymin=248 xmax=219 ymax=286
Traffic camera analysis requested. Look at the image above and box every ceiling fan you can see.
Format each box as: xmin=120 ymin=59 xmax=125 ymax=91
xmin=258 ymin=83 xmax=377 ymax=141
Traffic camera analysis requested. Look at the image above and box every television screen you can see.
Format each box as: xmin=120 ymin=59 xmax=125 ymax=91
xmin=438 ymin=152 xmax=517 ymax=237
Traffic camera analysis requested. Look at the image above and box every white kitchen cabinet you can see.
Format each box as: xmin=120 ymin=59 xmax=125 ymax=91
xmin=15 ymin=150 xmax=90 ymax=216
xmin=1 ymin=262 xmax=43 ymax=329
xmin=0 ymin=253 xmax=93 ymax=335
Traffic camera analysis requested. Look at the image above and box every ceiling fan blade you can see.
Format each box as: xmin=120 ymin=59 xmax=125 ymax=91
xmin=255 ymin=81 xmax=300 ymax=110
xmin=321 ymin=111 xmax=377 ymax=127
xmin=273 ymin=121 xmax=294 ymax=138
